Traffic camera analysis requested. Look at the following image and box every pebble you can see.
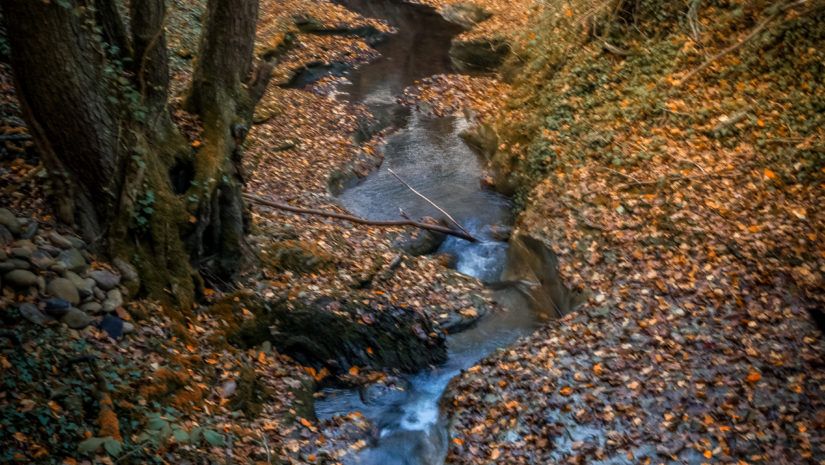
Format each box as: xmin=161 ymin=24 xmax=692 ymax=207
xmin=30 ymin=249 xmax=55 ymax=270
xmin=61 ymin=308 xmax=91 ymax=329
xmin=0 ymin=208 xmax=21 ymax=235
xmin=64 ymin=271 xmax=93 ymax=297
xmin=19 ymin=302 xmax=51 ymax=326
xmin=40 ymin=244 xmax=61 ymax=257
xmin=80 ymin=301 xmax=103 ymax=314
xmin=47 ymin=277 xmax=80 ymax=304
xmin=103 ymin=289 xmax=123 ymax=312
xmin=11 ymin=246 xmax=32 ymax=259
xmin=0 ymin=225 xmax=13 ymax=244
xmin=0 ymin=261 xmax=16 ymax=273
xmin=99 ymin=315 xmax=124 ymax=339
xmin=42 ymin=298 xmax=72 ymax=318
xmin=48 ymin=231 xmax=73 ymax=249
xmin=123 ymin=322 xmax=135 ymax=334
xmin=67 ymin=236 xmax=86 ymax=249
xmin=4 ymin=269 xmax=38 ymax=288
xmin=90 ymin=270 xmax=120 ymax=291
xmin=57 ymin=248 xmax=87 ymax=273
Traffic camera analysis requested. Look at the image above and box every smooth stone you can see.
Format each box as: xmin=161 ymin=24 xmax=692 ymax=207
xmin=99 ymin=315 xmax=124 ymax=338
xmin=48 ymin=231 xmax=73 ymax=249
xmin=40 ymin=244 xmax=61 ymax=257
xmin=19 ymin=302 xmax=52 ymax=326
xmin=11 ymin=247 xmax=32 ymax=259
xmin=50 ymin=262 xmax=67 ymax=273
xmin=4 ymin=269 xmax=38 ymax=287
xmin=80 ymin=301 xmax=103 ymax=314
xmin=0 ymin=249 xmax=5 ymax=260
xmin=113 ymin=258 xmax=139 ymax=281
xmin=36 ymin=276 xmax=45 ymax=293
xmin=90 ymin=270 xmax=120 ymax=291
xmin=0 ymin=261 xmax=15 ymax=274
xmin=30 ymin=249 xmax=55 ymax=270
xmin=122 ymin=321 xmax=135 ymax=334
xmin=61 ymin=308 xmax=91 ymax=329
xmin=93 ymin=287 xmax=106 ymax=300
xmin=20 ymin=221 xmax=37 ymax=240
xmin=57 ymin=248 xmax=87 ymax=273
xmin=42 ymin=298 xmax=72 ymax=317
xmin=67 ymin=236 xmax=86 ymax=249
xmin=47 ymin=277 xmax=80 ymax=304
xmin=102 ymin=289 xmax=123 ymax=312
xmin=64 ymin=271 xmax=93 ymax=297
xmin=9 ymin=258 xmax=30 ymax=269
xmin=0 ymin=225 xmax=12 ymax=245
xmin=0 ymin=208 xmax=21 ymax=236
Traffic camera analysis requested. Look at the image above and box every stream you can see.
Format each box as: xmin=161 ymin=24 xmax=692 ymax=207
xmin=305 ymin=1 xmax=546 ymax=463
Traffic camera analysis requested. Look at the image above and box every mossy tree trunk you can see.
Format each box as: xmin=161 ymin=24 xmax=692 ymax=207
xmin=1 ymin=0 xmax=270 ymax=310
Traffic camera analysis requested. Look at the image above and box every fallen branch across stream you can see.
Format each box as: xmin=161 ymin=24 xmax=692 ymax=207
xmin=243 ymin=193 xmax=480 ymax=243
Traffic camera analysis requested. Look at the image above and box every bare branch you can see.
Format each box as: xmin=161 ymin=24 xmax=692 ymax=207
xmin=387 ymin=168 xmax=473 ymax=238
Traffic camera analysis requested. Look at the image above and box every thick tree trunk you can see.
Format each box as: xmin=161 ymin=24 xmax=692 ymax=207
xmin=2 ymin=0 xmax=267 ymax=310
xmin=2 ymin=0 xmax=120 ymax=238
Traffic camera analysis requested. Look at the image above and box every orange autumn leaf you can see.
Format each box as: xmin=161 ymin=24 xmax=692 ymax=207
xmin=746 ymin=371 xmax=761 ymax=383
xmin=592 ymin=363 xmax=603 ymax=376
xmin=453 ymin=437 xmax=464 ymax=446
xmin=349 ymin=365 xmax=359 ymax=376
xmin=191 ymin=140 xmax=201 ymax=147
xmin=764 ymin=168 xmax=776 ymax=180
xmin=300 ymin=417 xmax=312 ymax=428
xmin=560 ymin=386 xmax=573 ymax=396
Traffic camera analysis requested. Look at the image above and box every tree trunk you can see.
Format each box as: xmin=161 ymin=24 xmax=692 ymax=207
xmin=1 ymin=0 xmax=267 ymax=310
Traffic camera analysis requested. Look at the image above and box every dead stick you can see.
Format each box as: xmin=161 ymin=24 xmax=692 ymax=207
xmin=675 ymin=0 xmax=808 ymax=87
xmin=243 ymin=193 xmax=480 ymax=242
xmin=387 ymin=168 xmax=473 ymax=238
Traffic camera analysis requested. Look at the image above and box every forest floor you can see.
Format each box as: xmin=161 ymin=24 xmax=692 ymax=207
xmin=1 ymin=0 xmax=824 ymax=464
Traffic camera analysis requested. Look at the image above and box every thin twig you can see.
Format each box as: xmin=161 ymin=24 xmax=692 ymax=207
xmin=260 ymin=431 xmax=272 ymax=464
xmin=675 ymin=0 xmax=809 ymax=87
xmin=602 ymin=166 xmax=641 ymax=183
xmin=243 ymin=193 xmax=480 ymax=242
xmin=387 ymin=168 xmax=473 ymax=238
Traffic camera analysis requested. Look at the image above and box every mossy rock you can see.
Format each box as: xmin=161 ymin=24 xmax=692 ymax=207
xmin=450 ymin=36 xmax=510 ymax=71
xmin=231 ymin=296 xmax=447 ymax=374
xmin=261 ymin=240 xmax=335 ymax=274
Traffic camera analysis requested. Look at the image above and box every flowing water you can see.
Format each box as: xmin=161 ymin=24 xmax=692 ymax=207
xmin=308 ymin=1 xmax=545 ymax=463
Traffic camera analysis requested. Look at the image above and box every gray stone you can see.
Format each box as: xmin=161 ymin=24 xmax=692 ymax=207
xmin=47 ymin=278 xmax=80 ymax=304
xmin=90 ymin=270 xmax=120 ymax=291
xmin=57 ymin=248 xmax=87 ymax=273
xmin=122 ymin=322 xmax=136 ymax=334
xmin=0 ymin=261 xmax=15 ymax=274
xmin=0 ymin=208 xmax=21 ymax=236
xmin=113 ymin=258 xmax=139 ymax=294
xmin=19 ymin=302 xmax=51 ymax=326
xmin=40 ymin=245 xmax=61 ymax=257
xmin=19 ymin=220 xmax=37 ymax=240
xmin=80 ymin=301 xmax=103 ymax=314
xmin=66 ymin=236 xmax=86 ymax=249
xmin=30 ymin=250 xmax=55 ymax=270
xmin=102 ymin=289 xmax=123 ymax=312
xmin=48 ymin=231 xmax=73 ymax=249
xmin=93 ymin=287 xmax=106 ymax=300
xmin=64 ymin=271 xmax=93 ymax=297
xmin=61 ymin=308 xmax=91 ymax=329
xmin=4 ymin=269 xmax=38 ymax=287
xmin=8 ymin=258 xmax=30 ymax=270
xmin=0 ymin=225 xmax=12 ymax=245
xmin=11 ymin=246 xmax=32 ymax=259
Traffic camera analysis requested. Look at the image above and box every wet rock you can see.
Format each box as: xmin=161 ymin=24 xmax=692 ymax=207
xmin=57 ymin=248 xmax=87 ymax=273
xmin=64 ymin=271 xmax=93 ymax=297
xmin=450 ymin=36 xmax=510 ymax=72
xmin=0 ymin=208 xmax=21 ymax=236
xmin=99 ymin=315 xmax=124 ymax=338
xmin=440 ymin=2 xmax=492 ymax=28
xmin=42 ymin=298 xmax=72 ymax=318
xmin=80 ymin=301 xmax=103 ymax=314
xmin=47 ymin=277 xmax=80 ymax=305
xmin=391 ymin=224 xmax=447 ymax=256
xmin=0 ymin=225 xmax=13 ymax=245
xmin=102 ymin=289 xmax=123 ymax=312
xmin=4 ymin=269 xmax=38 ymax=288
xmin=19 ymin=302 xmax=52 ymax=326
xmin=39 ymin=244 xmax=61 ymax=257
xmin=48 ymin=231 xmax=73 ymax=249
xmin=61 ymin=308 xmax=91 ymax=329
xmin=90 ymin=270 xmax=120 ymax=291
xmin=30 ymin=249 xmax=55 ymax=270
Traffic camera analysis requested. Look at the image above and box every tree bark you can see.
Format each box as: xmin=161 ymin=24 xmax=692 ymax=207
xmin=2 ymin=0 xmax=120 ymax=238
xmin=130 ymin=0 xmax=169 ymax=124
